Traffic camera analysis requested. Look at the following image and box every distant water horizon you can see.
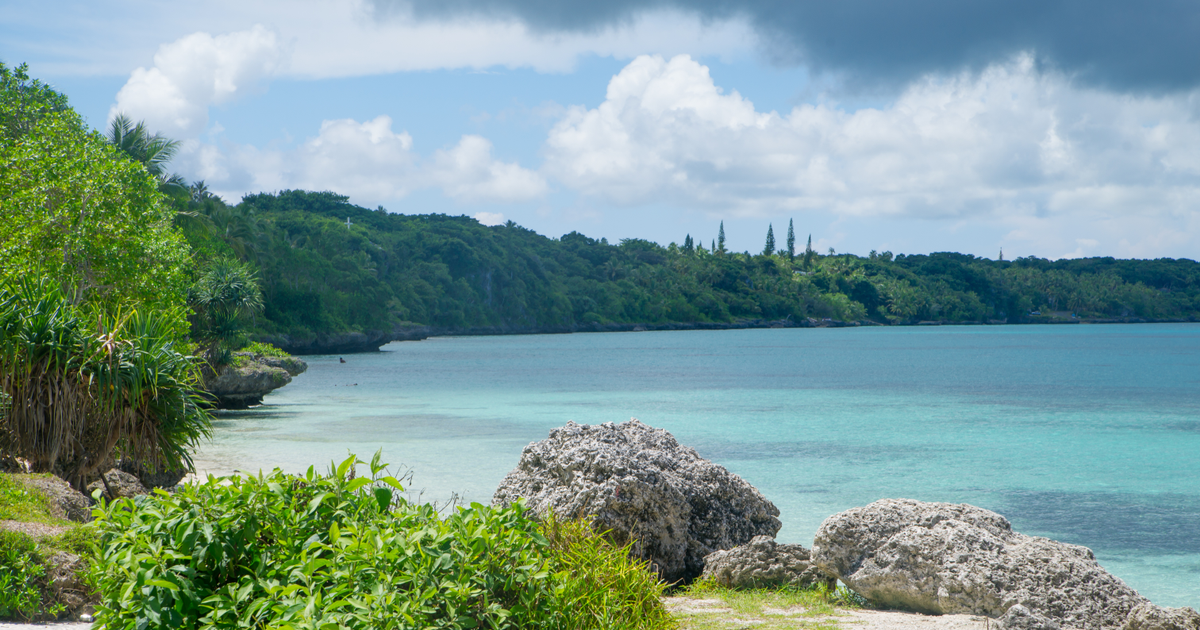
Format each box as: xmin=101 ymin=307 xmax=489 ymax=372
xmin=194 ymin=324 xmax=1200 ymax=608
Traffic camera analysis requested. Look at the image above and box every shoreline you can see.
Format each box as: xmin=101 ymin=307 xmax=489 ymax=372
xmin=259 ymin=316 xmax=1200 ymax=355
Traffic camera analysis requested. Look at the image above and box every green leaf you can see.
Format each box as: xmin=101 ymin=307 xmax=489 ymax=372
xmin=373 ymin=488 xmax=393 ymax=512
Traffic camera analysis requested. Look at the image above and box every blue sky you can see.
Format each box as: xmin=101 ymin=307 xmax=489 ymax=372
xmin=4 ymin=0 xmax=1199 ymax=259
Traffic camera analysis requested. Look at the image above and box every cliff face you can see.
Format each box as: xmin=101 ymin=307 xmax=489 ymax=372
xmin=205 ymin=353 xmax=308 ymax=409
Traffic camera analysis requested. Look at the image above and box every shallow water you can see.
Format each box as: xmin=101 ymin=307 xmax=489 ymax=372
xmin=194 ymin=324 xmax=1200 ymax=607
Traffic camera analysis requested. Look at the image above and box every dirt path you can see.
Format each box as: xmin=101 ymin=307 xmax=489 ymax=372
xmin=666 ymin=596 xmax=993 ymax=630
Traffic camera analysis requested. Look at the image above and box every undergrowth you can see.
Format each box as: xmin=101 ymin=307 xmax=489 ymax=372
xmin=89 ymin=451 xmax=674 ymax=630
xmin=670 ymin=578 xmax=867 ymax=630
xmin=0 ymin=473 xmax=61 ymax=522
xmin=0 ymin=530 xmax=67 ymax=621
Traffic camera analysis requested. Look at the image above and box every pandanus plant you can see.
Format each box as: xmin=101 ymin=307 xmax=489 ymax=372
xmin=0 ymin=280 xmax=211 ymax=491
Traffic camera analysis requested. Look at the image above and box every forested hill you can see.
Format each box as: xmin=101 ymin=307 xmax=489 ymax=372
xmin=180 ymin=190 xmax=1200 ymax=353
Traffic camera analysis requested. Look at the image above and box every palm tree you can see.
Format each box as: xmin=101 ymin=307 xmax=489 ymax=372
xmin=106 ymin=113 xmax=184 ymax=189
xmin=188 ymin=259 xmax=264 ymax=371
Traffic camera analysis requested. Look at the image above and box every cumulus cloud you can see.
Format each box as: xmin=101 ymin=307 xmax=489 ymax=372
xmin=110 ymin=25 xmax=281 ymax=137
xmin=430 ymin=135 xmax=547 ymax=203
xmin=474 ymin=211 xmax=506 ymax=226
xmin=174 ymin=117 xmax=544 ymax=207
xmin=546 ymin=54 xmax=1200 ymax=222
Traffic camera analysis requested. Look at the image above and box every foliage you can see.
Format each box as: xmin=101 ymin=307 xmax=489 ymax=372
xmin=90 ymin=453 xmax=673 ymax=630
xmin=0 ymin=280 xmax=211 ymax=490
xmin=188 ymin=258 xmax=265 ymax=369
xmin=170 ymin=191 xmax=1200 ymax=348
xmin=0 ymin=530 xmax=58 ymax=621
xmin=106 ymin=113 xmax=181 ymax=182
xmin=240 ymin=341 xmax=292 ymax=358
xmin=0 ymin=66 xmax=191 ymax=312
xmin=672 ymin=578 xmax=859 ymax=630
xmin=0 ymin=474 xmax=60 ymax=523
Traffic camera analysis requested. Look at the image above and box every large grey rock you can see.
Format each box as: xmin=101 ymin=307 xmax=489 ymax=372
xmin=118 ymin=457 xmax=187 ymax=489
xmin=811 ymin=498 xmax=1148 ymax=629
xmin=13 ymin=474 xmax=92 ymax=522
xmin=206 ymin=363 xmax=292 ymax=408
xmin=700 ymin=535 xmax=832 ymax=590
xmin=1124 ymin=603 xmax=1200 ymax=630
xmin=87 ymin=469 xmax=148 ymax=499
xmin=493 ymin=419 xmax=781 ymax=583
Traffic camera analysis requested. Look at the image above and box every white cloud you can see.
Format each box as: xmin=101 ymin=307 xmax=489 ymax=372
xmin=430 ymin=135 xmax=547 ymax=203
xmin=473 ymin=212 xmax=506 ymax=226
xmin=175 ymin=117 xmax=544 ymax=207
xmin=544 ymin=54 xmax=1200 ymax=256
xmin=110 ymin=25 xmax=281 ymax=137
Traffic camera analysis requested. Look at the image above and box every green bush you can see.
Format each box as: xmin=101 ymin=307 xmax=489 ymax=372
xmin=0 ymin=530 xmax=62 ymax=621
xmin=241 ymin=341 xmax=291 ymax=358
xmin=90 ymin=453 xmax=673 ymax=630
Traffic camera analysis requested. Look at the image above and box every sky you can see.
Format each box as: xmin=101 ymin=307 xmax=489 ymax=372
xmin=3 ymin=0 xmax=1200 ymax=260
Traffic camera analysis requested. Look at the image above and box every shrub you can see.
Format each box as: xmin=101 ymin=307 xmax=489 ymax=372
xmin=0 ymin=530 xmax=61 ymax=621
xmin=241 ymin=341 xmax=291 ymax=358
xmin=90 ymin=453 xmax=673 ymax=630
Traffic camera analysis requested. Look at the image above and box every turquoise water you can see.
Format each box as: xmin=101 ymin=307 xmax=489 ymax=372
xmin=194 ymin=325 xmax=1200 ymax=607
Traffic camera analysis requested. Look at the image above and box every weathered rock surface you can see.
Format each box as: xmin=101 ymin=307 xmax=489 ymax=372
xmin=205 ymin=360 xmax=295 ymax=409
xmin=811 ymin=498 xmax=1148 ymax=629
xmin=14 ymin=474 xmax=92 ymax=522
xmin=493 ymin=419 xmax=781 ymax=583
xmin=46 ymin=551 xmax=89 ymax=613
xmin=87 ymin=469 xmax=147 ymax=499
xmin=117 ymin=457 xmax=187 ymax=489
xmin=1124 ymin=604 xmax=1200 ymax=630
xmin=700 ymin=535 xmax=832 ymax=590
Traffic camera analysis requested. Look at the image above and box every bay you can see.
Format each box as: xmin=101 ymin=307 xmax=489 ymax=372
xmin=194 ymin=324 xmax=1200 ymax=607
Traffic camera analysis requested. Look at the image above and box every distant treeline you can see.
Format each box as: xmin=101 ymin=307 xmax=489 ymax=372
xmin=177 ymin=190 xmax=1200 ymax=346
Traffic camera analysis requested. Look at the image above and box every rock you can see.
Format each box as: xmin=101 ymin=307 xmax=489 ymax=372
xmin=205 ymin=362 xmax=293 ymax=408
xmin=999 ymin=604 xmax=1061 ymax=630
xmin=87 ymin=469 xmax=147 ymax=499
xmin=14 ymin=474 xmax=92 ymax=522
xmin=700 ymin=535 xmax=833 ymax=590
xmin=46 ymin=551 xmax=88 ymax=613
xmin=118 ymin=457 xmax=187 ymax=490
xmin=1124 ymin=603 xmax=1200 ymax=630
xmin=811 ymin=498 xmax=1148 ymax=629
xmin=492 ymin=419 xmax=781 ymax=583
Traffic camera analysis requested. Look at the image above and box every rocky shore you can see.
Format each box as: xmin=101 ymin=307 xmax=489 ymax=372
xmin=203 ymin=351 xmax=307 ymax=409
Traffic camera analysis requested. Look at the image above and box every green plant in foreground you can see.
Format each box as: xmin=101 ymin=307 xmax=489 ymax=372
xmin=90 ymin=452 xmax=673 ymax=630
xmin=0 ymin=474 xmax=60 ymax=523
xmin=0 ymin=530 xmax=64 ymax=621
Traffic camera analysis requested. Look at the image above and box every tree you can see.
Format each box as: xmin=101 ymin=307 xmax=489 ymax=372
xmin=683 ymin=234 xmax=694 ymax=254
xmin=0 ymin=280 xmax=211 ymax=490
xmin=787 ymin=220 xmax=796 ymax=259
xmin=804 ymin=235 xmax=815 ymax=270
xmin=763 ymin=224 xmax=776 ymax=257
xmin=106 ymin=113 xmax=186 ymax=190
xmin=717 ymin=222 xmax=726 ymax=254
xmin=0 ymin=62 xmax=69 ymax=144
xmin=189 ymin=259 xmax=265 ymax=370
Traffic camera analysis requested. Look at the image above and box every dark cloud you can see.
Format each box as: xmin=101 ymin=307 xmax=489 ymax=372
xmin=379 ymin=0 xmax=1200 ymax=92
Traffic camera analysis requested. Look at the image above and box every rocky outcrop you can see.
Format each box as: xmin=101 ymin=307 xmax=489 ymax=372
xmin=118 ymin=457 xmax=187 ymax=490
xmin=13 ymin=474 xmax=91 ymax=522
xmin=1124 ymin=604 xmax=1200 ymax=630
xmin=700 ymin=535 xmax=832 ymax=590
xmin=205 ymin=352 xmax=306 ymax=409
xmin=492 ymin=419 xmax=781 ymax=583
xmin=87 ymin=469 xmax=147 ymax=499
xmin=811 ymin=498 xmax=1148 ymax=629
xmin=255 ymin=330 xmax=404 ymax=355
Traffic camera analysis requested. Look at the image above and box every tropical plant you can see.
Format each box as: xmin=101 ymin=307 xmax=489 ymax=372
xmin=105 ymin=113 xmax=183 ymax=187
xmin=0 ymin=280 xmax=211 ymax=490
xmin=188 ymin=259 xmax=265 ymax=369
xmin=89 ymin=452 xmax=673 ymax=630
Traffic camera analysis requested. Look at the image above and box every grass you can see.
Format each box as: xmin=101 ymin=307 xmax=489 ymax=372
xmin=0 ymin=473 xmax=72 ymax=524
xmin=667 ymin=580 xmax=867 ymax=630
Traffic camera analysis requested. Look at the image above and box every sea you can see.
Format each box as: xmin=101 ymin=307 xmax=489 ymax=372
xmin=193 ymin=324 xmax=1200 ymax=608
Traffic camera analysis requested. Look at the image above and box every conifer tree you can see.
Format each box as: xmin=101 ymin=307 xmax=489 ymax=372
xmin=787 ymin=219 xmax=796 ymax=259
xmin=763 ymin=224 xmax=775 ymax=256
xmin=717 ymin=222 xmax=726 ymax=254
xmin=683 ymin=234 xmax=694 ymax=253
xmin=804 ymin=234 xmax=815 ymax=269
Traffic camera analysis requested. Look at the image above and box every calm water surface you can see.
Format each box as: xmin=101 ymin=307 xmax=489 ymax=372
xmin=194 ymin=324 xmax=1200 ymax=607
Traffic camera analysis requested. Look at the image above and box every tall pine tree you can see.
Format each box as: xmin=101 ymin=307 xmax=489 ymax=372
xmin=804 ymin=234 xmax=815 ymax=269
xmin=717 ymin=221 xmax=726 ymax=254
xmin=763 ymin=224 xmax=776 ymax=256
xmin=787 ymin=219 xmax=795 ymax=259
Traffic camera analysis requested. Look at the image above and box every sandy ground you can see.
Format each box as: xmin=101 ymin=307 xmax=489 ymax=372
xmin=665 ymin=596 xmax=995 ymax=630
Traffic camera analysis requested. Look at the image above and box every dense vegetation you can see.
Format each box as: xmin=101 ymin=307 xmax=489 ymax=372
xmin=174 ymin=190 xmax=1200 ymax=349
xmin=90 ymin=454 xmax=673 ymax=630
